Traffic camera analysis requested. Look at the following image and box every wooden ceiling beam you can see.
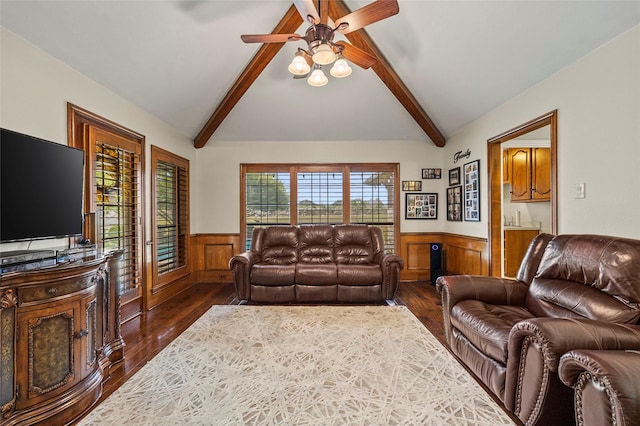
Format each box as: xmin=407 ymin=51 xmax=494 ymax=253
xmin=194 ymin=5 xmax=303 ymax=148
xmin=329 ymin=1 xmax=446 ymax=147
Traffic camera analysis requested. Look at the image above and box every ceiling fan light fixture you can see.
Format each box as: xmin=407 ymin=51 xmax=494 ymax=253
xmin=307 ymin=69 xmax=328 ymax=87
xmin=288 ymin=54 xmax=310 ymax=75
xmin=330 ymin=58 xmax=352 ymax=78
xmin=312 ymin=43 xmax=336 ymax=65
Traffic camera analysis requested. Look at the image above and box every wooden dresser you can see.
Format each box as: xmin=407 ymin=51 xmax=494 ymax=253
xmin=0 ymin=251 xmax=124 ymax=425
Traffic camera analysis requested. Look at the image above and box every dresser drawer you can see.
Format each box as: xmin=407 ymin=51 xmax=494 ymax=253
xmin=20 ymin=275 xmax=97 ymax=305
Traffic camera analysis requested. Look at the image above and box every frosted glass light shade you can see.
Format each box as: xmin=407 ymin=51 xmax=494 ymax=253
xmin=312 ymin=44 xmax=336 ymax=65
xmin=307 ymin=69 xmax=328 ymax=87
xmin=288 ymin=55 xmax=310 ymax=75
xmin=330 ymin=59 xmax=352 ymax=78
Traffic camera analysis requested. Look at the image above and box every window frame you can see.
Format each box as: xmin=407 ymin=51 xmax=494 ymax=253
xmin=151 ymin=146 xmax=190 ymax=290
xmin=240 ymin=163 xmax=400 ymax=253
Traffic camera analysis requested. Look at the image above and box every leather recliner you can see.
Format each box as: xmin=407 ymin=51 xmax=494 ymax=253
xmin=437 ymin=234 xmax=640 ymax=425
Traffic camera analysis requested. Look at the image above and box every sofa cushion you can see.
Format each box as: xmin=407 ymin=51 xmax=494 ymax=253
xmin=299 ymin=225 xmax=334 ymax=263
xmin=450 ymin=300 xmax=534 ymax=364
xmin=251 ymin=264 xmax=296 ymax=286
xmin=296 ymin=264 xmax=338 ymax=285
xmin=338 ymin=264 xmax=382 ymax=285
xmin=334 ymin=224 xmax=374 ymax=264
xmin=262 ymin=226 xmax=298 ymax=265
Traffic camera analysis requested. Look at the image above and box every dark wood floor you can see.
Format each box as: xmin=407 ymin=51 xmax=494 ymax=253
xmin=75 ymin=281 xmax=451 ymax=423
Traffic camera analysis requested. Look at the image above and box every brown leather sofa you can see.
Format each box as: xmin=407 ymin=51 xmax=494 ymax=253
xmin=437 ymin=234 xmax=640 ymax=426
xmin=559 ymin=349 xmax=640 ymax=426
xmin=229 ymin=224 xmax=403 ymax=303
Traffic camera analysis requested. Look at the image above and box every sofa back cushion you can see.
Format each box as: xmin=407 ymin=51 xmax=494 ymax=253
xmin=525 ymin=234 xmax=640 ymax=324
xmin=299 ymin=225 xmax=334 ymax=263
xmin=334 ymin=224 xmax=374 ymax=264
xmin=261 ymin=226 xmax=299 ymax=265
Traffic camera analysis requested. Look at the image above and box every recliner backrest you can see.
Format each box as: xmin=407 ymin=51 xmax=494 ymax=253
xmin=334 ymin=224 xmax=374 ymax=264
xmin=261 ymin=226 xmax=299 ymax=265
xmin=299 ymin=225 xmax=334 ymax=263
xmin=525 ymin=234 xmax=640 ymax=323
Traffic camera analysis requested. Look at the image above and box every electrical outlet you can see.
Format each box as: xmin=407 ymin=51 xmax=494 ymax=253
xmin=575 ymin=183 xmax=586 ymax=199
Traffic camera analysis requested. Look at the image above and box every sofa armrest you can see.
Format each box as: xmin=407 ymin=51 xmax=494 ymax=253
xmin=437 ymin=275 xmax=528 ymax=348
xmin=509 ymin=318 xmax=640 ymax=369
xmin=229 ymin=252 xmax=261 ymax=301
xmin=504 ymin=318 xmax=640 ymax=423
xmin=376 ymin=253 xmax=404 ymax=300
xmin=559 ymin=350 xmax=640 ymax=426
xmin=437 ymin=275 xmax=528 ymax=313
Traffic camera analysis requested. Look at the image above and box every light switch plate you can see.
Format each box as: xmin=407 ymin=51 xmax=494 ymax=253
xmin=575 ymin=183 xmax=586 ymax=199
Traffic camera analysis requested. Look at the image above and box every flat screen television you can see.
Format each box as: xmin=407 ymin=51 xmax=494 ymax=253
xmin=1 ymin=128 xmax=85 ymax=243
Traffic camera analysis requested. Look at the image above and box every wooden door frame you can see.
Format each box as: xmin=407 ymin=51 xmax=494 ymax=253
xmin=67 ymin=103 xmax=147 ymax=318
xmin=486 ymin=110 xmax=558 ymax=277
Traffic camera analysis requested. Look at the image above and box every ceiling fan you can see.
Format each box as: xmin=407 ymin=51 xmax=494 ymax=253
xmin=240 ymin=0 xmax=399 ymax=86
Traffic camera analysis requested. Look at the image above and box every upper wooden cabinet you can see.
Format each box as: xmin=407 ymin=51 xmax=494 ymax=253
xmin=504 ymin=148 xmax=550 ymax=202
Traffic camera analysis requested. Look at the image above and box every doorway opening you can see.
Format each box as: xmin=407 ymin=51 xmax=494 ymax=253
xmin=487 ymin=110 xmax=558 ymax=277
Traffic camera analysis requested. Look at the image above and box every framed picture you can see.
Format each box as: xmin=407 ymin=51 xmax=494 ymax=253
xmin=463 ymin=160 xmax=480 ymax=221
xmin=402 ymin=180 xmax=422 ymax=191
xmin=405 ymin=193 xmax=438 ymax=220
xmin=448 ymin=167 xmax=460 ymax=186
xmin=422 ymin=168 xmax=442 ymax=179
xmin=446 ymin=185 xmax=462 ymax=221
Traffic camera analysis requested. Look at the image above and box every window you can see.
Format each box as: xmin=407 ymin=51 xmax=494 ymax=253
xmin=241 ymin=164 xmax=399 ymax=253
xmin=152 ymin=146 xmax=189 ymax=287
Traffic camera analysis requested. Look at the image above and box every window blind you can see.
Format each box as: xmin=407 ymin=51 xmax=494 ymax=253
xmin=94 ymin=142 xmax=141 ymax=293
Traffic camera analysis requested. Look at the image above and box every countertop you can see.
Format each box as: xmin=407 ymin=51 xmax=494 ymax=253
xmin=504 ymin=226 xmax=541 ymax=231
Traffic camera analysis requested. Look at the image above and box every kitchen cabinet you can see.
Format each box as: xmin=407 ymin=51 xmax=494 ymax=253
xmin=0 ymin=252 xmax=123 ymax=425
xmin=505 ymin=148 xmax=550 ymax=202
xmin=504 ymin=228 xmax=540 ymax=277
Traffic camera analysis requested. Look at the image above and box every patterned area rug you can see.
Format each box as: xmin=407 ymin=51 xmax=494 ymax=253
xmin=79 ymin=305 xmax=514 ymax=425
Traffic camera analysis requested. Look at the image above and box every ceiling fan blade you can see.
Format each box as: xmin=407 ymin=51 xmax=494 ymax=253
xmin=335 ymin=41 xmax=377 ymax=69
xmin=292 ymin=0 xmax=319 ymax=24
xmin=335 ymin=0 xmax=399 ymax=35
xmin=241 ymin=33 xmax=302 ymax=43
xmin=319 ymin=0 xmax=329 ymax=24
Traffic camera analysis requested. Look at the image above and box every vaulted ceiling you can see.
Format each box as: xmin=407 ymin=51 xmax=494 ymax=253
xmin=2 ymin=1 xmax=638 ymax=148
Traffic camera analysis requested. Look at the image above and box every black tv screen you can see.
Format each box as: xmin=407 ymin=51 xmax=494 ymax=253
xmin=1 ymin=128 xmax=84 ymax=242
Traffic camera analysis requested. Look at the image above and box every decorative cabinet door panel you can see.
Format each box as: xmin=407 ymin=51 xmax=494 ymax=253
xmin=508 ymin=149 xmax=531 ymax=202
xmin=16 ymin=300 xmax=79 ymax=409
xmin=531 ymin=148 xmax=551 ymax=201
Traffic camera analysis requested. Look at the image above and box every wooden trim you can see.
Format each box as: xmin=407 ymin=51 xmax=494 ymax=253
xmin=240 ymin=163 xmax=400 ymax=255
xmin=191 ymin=232 xmax=486 ymax=285
xmin=487 ymin=110 xmax=558 ymax=276
xmin=398 ymin=232 xmax=488 ymax=281
xmin=148 ymin=146 xmax=191 ymax=310
xmin=191 ymin=234 xmax=243 ymax=283
xmin=67 ymin=103 xmax=146 ymax=318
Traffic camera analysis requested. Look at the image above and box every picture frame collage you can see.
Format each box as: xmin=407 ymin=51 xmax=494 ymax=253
xmin=403 ymin=162 xmax=479 ymax=222
xmin=403 ymin=168 xmax=441 ymax=220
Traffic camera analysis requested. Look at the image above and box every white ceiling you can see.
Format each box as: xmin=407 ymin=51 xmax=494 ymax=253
xmin=1 ymin=1 xmax=639 ymax=146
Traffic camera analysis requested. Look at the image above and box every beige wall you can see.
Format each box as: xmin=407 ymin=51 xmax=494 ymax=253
xmin=443 ymin=25 xmax=640 ymax=239
xmin=192 ymin=139 xmax=444 ymax=234
xmin=0 ymin=28 xmax=196 ymax=254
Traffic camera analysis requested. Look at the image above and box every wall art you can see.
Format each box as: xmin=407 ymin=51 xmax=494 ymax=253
xmin=422 ymin=168 xmax=442 ymax=179
xmin=446 ymin=185 xmax=462 ymax=221
xmin=402 ymin=180 xmax=422 ymax=191
xmin=406 ymin=193 xmax=438 ymax=220
xmin=448 ymin=167 xmax=460 ymax=186
xmin=463 ymin=159 xmax=480 ymax=221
